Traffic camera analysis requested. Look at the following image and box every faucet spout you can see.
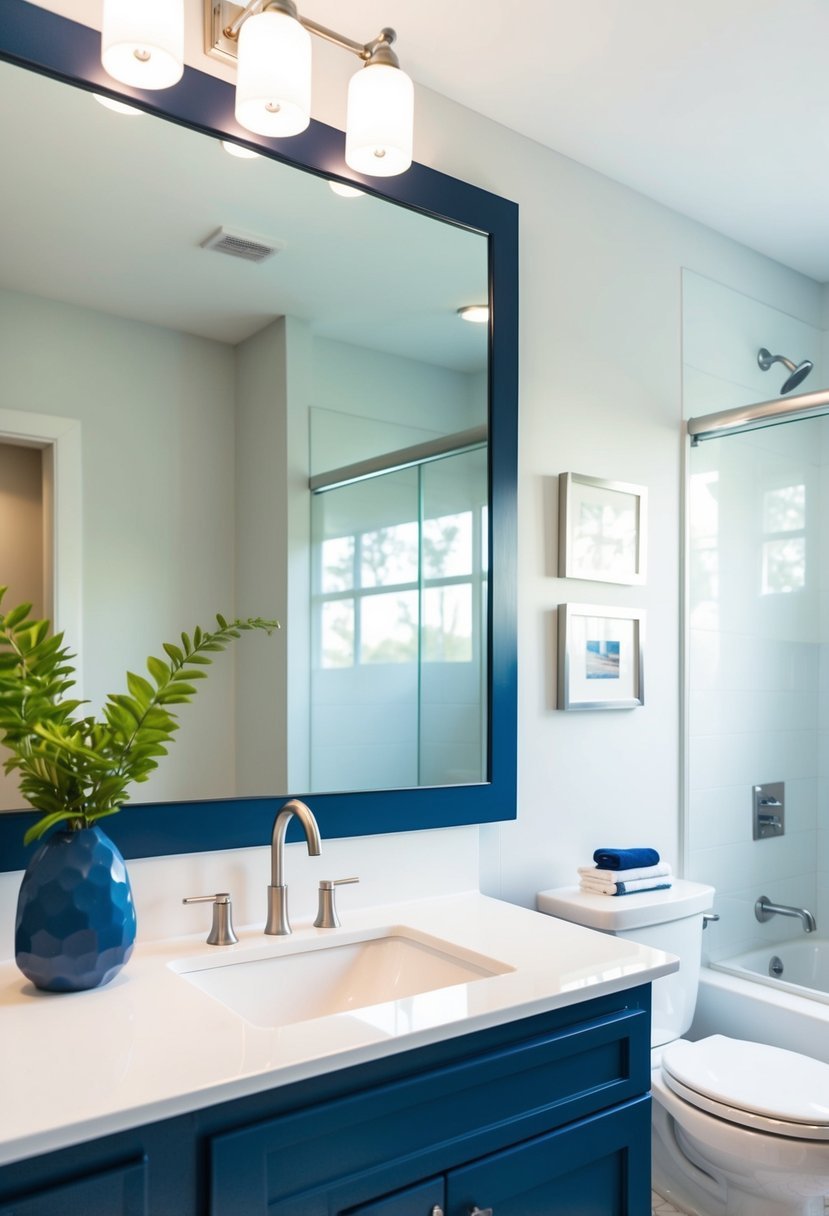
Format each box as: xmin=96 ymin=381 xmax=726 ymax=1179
xmin=755 ymin=895 xmax=816 ymax=934
xmin=266 ymin=798 xmax=321 ymax=935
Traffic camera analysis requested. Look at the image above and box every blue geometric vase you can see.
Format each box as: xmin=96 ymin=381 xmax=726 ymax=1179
xmin=15 ymin=825 xmax=137 ymax=992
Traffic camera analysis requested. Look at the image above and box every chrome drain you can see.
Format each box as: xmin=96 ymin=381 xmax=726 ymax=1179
xmin=769 ymin=955 xmax=784 ymax=977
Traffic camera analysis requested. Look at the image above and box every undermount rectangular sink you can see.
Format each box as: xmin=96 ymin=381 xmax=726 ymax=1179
xmin=171 ymin=928 xmax=512 ymax=1029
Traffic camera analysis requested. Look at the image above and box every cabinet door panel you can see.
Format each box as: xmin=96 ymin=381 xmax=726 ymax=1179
xmin=344 ymin=1175 xmax=444 ymax=1215
xmin=446 ymin=1097 xmax=651 ymax=1216
xmin=0 ymin=1158 xmax=147 ymax=1216
xmin=211 ymin=1007 xmax=649 ymax=1215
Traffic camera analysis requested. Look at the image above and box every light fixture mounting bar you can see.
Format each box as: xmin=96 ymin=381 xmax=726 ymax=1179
xmin=299 ymin=18 xmax=394 ymax=63
xmin=205 ymin=0 xmax=396 ymax=66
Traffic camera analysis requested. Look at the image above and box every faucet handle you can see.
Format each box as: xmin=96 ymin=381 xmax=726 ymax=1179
xmin=183 ymin=892 xmax=239 ymax=946
xmin=314 ymin=877 xmax=359 ymax=929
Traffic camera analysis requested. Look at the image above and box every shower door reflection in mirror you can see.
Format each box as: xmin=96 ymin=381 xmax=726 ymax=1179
xmin=308 ymin=446 xmax=487 ymax=793
xmin=0 ymin=54 xmax=489 ymax=810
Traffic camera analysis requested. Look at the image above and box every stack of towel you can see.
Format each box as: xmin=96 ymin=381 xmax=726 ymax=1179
xmin=578 ymin=847 xmax=672 ymax=897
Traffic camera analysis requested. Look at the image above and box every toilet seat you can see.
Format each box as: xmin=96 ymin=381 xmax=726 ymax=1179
xmin=661 ymin=1035 xmax=829 ymax=1141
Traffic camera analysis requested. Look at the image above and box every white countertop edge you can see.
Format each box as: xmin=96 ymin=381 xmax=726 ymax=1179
xmin=1 ymin=968 xmax=675 ymax=1165
xmin=0 ymin=891 xmax=676 ymax=1166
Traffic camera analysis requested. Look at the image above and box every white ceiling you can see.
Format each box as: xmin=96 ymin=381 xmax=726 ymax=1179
xmin=299 ymin=0 xmax=829 ymax=283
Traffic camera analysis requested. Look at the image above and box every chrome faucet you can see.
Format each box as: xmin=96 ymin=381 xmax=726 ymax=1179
xmin=265 ymin=798 xmax=321 ymax=936
xmin=755 ymin=894 xmax=816 ymax=934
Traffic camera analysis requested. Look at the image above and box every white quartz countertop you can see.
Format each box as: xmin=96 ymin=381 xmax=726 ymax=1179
xmin=0 ymin=891 xmax=676 ymax=1166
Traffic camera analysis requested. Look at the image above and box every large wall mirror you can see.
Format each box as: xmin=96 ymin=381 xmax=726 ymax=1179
xmin=0 ymin=1 xmax=517 ymax=869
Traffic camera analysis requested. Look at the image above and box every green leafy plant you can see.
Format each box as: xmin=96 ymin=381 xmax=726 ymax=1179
xmin=0 ymin=588 xmax=279 ymax=845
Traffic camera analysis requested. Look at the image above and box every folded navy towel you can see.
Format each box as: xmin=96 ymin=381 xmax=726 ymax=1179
xmin=592 ymin=847 xmax=660 ymax=871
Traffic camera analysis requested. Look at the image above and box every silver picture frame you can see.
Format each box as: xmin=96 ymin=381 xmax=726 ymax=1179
xmin=558 ymin=603 xmax=645 ymax=710
xmin=559 ymin=472 xmax=647 ymax=585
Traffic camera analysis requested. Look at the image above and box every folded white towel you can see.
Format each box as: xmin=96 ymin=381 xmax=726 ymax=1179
xmin=578 ymin=862 xmax=672 ymax=883
xmin=579 ymin=875 xmax=673 ymax=896
xmin=580 ymin=877 xmax=622 ymax=895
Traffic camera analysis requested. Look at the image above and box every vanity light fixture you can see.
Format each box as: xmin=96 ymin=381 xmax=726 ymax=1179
xmin=101 ymin=0 xmax=185 ymax=90
xmin=458 ymin=305 xmax=490 ymax=324
xmin=234 ymin=2 xmax=311 ymax=137
xmin=99 ymin=1 xmax=415 ymax=178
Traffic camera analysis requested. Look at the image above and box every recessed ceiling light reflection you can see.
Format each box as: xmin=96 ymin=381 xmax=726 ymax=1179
xmin=457 ymin=305 xmax=489 ymax=324
xmin=329 ymin=181 xmax=365 ymax=199
xmin=221 ymin=141 xmax=261 ymax=160
xmin=93 ymin=93 xmax=142 ymax=116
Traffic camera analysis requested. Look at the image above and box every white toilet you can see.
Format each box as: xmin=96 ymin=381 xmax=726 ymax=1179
xmin=537 ymin=879 xmax=829 ymax=1216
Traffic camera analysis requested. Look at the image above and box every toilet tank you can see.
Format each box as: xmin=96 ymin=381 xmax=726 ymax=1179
xmin=537 ymin=880 xmax=715 ymax=1048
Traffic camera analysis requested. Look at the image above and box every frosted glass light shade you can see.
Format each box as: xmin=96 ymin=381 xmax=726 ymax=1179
xmin=345 ymin=63 xmax=414 ymax=177
xmin=101 ymin=0 xmax=184 ymax=90
xmin=235 ymin=10 xmax=311 ymax=138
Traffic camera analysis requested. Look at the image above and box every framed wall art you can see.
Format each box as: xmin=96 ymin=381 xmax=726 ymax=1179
xmin=559 ymin=473 xmax=647 ymax=584
xmin=558 ymin=603 xmax=645 ymax=710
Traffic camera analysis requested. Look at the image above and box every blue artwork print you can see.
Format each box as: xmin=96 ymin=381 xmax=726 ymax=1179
xmin=586 ymin=639 xmax=620 ymax=679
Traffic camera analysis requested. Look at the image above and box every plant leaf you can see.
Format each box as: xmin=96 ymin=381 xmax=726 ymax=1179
xmin=147 ymin=656 xmax=170 ymax=688
xmin=163 ymin=642 xmax=184 ymax=666
xmin=2 ymin=603 xmax=33 ymax=630
xmin=127 ymin=671 xmax=155 ymax=707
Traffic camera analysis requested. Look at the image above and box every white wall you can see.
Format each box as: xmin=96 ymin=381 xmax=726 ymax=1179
xmin=234 ymin=318 xmax=295 ymax=795
xmin=309 ymin=336 xmax=483 ymax=475
xmin=452 ymin=117 xmax=819 ymax=907
xmin=0 ymin=286 xmax=238 ymax=806
xmin=12 ymin=1 xmax=826 ymax=931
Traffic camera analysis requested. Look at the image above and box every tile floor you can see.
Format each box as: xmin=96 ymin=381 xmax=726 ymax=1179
xmin=651 ymin=1189 xmax=829 ymax=1215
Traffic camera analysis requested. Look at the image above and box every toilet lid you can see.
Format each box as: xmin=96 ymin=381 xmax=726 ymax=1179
xmin=661 ymin=1036 xmax=829 ymax=1138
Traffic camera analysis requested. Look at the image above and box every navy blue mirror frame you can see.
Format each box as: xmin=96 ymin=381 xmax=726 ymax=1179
xmin=0 ymin=0 xmax=517 ymax=871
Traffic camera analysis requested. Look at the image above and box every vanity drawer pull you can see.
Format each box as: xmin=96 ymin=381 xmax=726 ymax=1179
xmin=469 ymin=1207 xmax=493 ymax=1215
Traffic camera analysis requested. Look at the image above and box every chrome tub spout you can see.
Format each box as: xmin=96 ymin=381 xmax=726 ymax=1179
xmin=755 ymin=895 xmax=816 ymax=934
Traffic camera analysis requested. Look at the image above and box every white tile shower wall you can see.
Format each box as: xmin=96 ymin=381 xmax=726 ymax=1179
xmin=683 ymin=270 xmax=824 ymax=962
xmin=819 ymin=412 xmax=829 ymax=936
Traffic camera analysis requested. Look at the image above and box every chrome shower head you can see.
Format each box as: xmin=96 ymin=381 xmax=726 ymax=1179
xmin=758 ymin=347 xmax=814 ymax=395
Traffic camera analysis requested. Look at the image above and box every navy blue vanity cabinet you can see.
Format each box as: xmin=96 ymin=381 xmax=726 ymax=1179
xmin=0 ymin=1159 xmax=148 ymax=1216
xmin=0 ymin=986 xmax=652 ymax=1216
xmin=344 ymin=1177 xmax=445 ymax=1215
xmin=445 ymin=1100 xmax=651 ymax=1216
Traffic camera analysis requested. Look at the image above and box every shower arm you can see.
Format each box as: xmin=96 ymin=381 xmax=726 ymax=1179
xmin=757 ymin=348 xmax=797 ymax=375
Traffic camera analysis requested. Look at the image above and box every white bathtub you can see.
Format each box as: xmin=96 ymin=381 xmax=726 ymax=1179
xmin=693 ymin=958 xmax=829 ymax=1066
xmin=711 ymin=937 xmax=829 ymax=1004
